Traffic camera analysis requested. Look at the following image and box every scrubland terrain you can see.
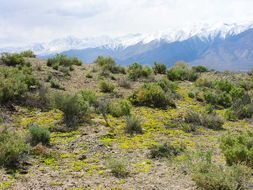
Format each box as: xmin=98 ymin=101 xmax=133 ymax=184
xmin=0 ymin=51 xmax=253 ymax=190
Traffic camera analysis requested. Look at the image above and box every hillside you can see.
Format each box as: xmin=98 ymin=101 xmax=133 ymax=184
xmin=0 ymin=52 xmax=253 ymax=190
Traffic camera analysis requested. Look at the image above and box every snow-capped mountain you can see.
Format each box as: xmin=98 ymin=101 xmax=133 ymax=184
xmin=1 ymin=22 xmax=253 ymax=70
xmin=1 ymin=22 xmax=253 ymax=55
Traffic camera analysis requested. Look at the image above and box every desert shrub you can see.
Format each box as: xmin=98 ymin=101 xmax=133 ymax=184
xmin=220 ymin=131 xmax=253 ymax=168
xmin=52 ymin=63 xmax=59 ymax=70
xmin=128 ymin=62 xmax=152 ymax=81
xmin=150 ymin=143 xmax=185 ymax=159
xmin=125 ymin=116 xmax=143 ymax=134
xmin=204 ymin=90 xmax=232 ymax=108
xmin=157 ymin=77 xmax=178 ymax=93
xmin=59 ymin=66 xmax=70 ymax=76
xmin=184 ymin=111 xmax=224 ymax=130
xmin=1 ymin=53 xmax=29 ymax=67
xmin=0 ymin=67 xmax=38 ymax=104
xmin=0 ymin=131 xmax=29 ymax=167
xmin=202 ymin=80 xmax=245 ymax=108
xmin=225 ymin=94 xmax=253 ymax=120
xmin=95 ymin=56 xmax=125 ymax=74
xmin=195 ymin=78 xmax=212 ymax=88
xmin=213 ymin=80 xmax=233 ymax=93
xmin=167 ymin=62 xmax=198 ymax=81
xmin=29 ymin=123 xmax=50 ymax=146
xmin=192 ymin=65 xmax=208 ymax=73
xmin=184 ymin=111 xmax=202 ymax=125
xmin=86 ymin=73 xmax=93 ymax=78
xmin=54 ymin=93 xmax=90 ymax=128
xmin=95 ymin=98 xmax=110 ymax=126
xmin=20 ymin=50 xmax=36 ymax=58
xmin=99 ymin=80 xmax=115 ymax=93
xmin=50 ymin=79 xmax=63 ymax=90
xmin=95 ymin=56 xmax=116 ymax=67
xmin=240 ymin=80 xmax=253 ymax=91
xmin=129 ymin=83 xmax=174 ymax=109
xmin=36 ymin=85 xmax=52 ymax=110
xmin=180 ymin=123 xmax=198 ymax=133
xmin=118 ymin=78 xmax=131 ymax=89
xmin=229 ymin=86 xmax=245 ymax=100
xmin=192 ymin=157 xmax=251 ymax=190
xmin=153 ymin=62 xmax=167 ymax=74
xmin=188 ymin=92 xmax=195 ymax=98
xmin=78 ymin=90 xmax=97 ymax=106
xmin=201 ymin=113 xmax=224 ymax=130
xmin=47 ymin=54 xmax=82 ymax=69
xmin=109 ymin=99 xmax=132 ymax=117
xmin=107 ymin=158 xmax=128 ymax=177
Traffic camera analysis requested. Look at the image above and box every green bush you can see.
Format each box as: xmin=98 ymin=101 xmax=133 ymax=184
xmin=50 ymin=79 xmax=63 ymax=90
xmin=99 ymin=80 xmax=115 ymax=93
xmin=0 ymin=131 xmax=29 ymax=167
xmin=192 ymin=159 xmax=251 ymax=190
xmin=204 ymin=90 xmax=232 ymax=108
xmin=188 ymin=92 xmax=195 ymax=98
xmin=125 ymin=116 xmax=143 ymax=134
xmin=129 ymin=83 xmax=174 ymax=109
xmin=167 ymin=62 xmax=198 ymax=81
xmin=153 ymin=62 xmax=167 ymax=74
xmin=195 ymin=78 xmax=212 ymax=88
xmin=95 ymin=56 xmax=116 ymax=67
xmin=107 ymin=158 xmax=128 ymax=177
xmin=96 ymin=98 xmax=110 ymax=126
xmin=192 ymin=65 xmax=208 ymax=73
xmin=47 ymin=54 xmax=82 ymax=69
xmin=213 ymin=80 xmax=233 ymax=93
xmin=0 ymin=67 xmax=38 ymax=104
xmin=201 ymin=113 xmax=224 ymax=130
xmin=150 ymin=143 xmax=185 ymax=159
xmin=1 ymin=53 xmax=29 ymax=67
xmin=225 ymin=94 xmax=253 ymax=120
xmin=229 ymin=86 xmax=245 ymax=100
xmin=220 ymin=131 xmax=253 ymax=168
xmin=184 ymin=111 xmax=224 ymax=130
xmin=157 ymin=77 xmax=178 ymax=93
xmin=128 ymin=62 xmax=152 ymax=81
xmin=20 ymin=50 xmax=36 ymax=58
xmin=95 ymin=56 xmax=125 ymax=74
xmin=54 ymin=93 xmax=90 ymax=128
xmin=109 ymin=99 xmax=132 ymax=117
xmin=29 ymin=123 xmax=50 ymax=146
xmin=78 ymin=90 xmax=97 ymax=106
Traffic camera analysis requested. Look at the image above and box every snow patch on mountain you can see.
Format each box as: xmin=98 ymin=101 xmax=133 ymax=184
xmin=1 ymin=22 xmax=253 ymax=55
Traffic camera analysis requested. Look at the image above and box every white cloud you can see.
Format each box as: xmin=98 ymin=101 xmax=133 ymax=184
xmin=0 ymin=0 xmax=253 ymax=46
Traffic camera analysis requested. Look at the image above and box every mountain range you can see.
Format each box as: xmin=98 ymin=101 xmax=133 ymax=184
xmin=1 ymin=22 xmax=253 ymax=71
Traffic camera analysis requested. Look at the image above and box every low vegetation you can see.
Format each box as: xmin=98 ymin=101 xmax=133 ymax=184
xmin=129 ymin=83 xmax=175 ymax=109
xmin=28 ymin=123 xmax=50 ymax=146
xmin=0 ymin=130 xmax=29 ymax=167
xmin=0 ymin=67 xmax=38 ymax=104
xmin=167 ymin=62 xmax=198 ymax=81
xmin=1 ymin=52 xmax=253 ymax=189
xmin=128 ymin=62 xmax=153 ymax=81
xmin=107 ymin=158 xmax=129 ymax=177
xmin=125 ymin=116 xmax=143 ymax=134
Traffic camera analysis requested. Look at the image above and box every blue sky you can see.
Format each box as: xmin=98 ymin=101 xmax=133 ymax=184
xmin=0 ymin=0 xmax=253 ymax=46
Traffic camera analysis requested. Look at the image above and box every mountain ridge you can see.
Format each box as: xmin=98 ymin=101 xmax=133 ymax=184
xmin=1 ymin=22 xmax=253 ymax=70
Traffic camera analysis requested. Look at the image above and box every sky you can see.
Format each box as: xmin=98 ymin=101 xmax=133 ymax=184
xmin=0 ymin=0 xmax=253 ymax=47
